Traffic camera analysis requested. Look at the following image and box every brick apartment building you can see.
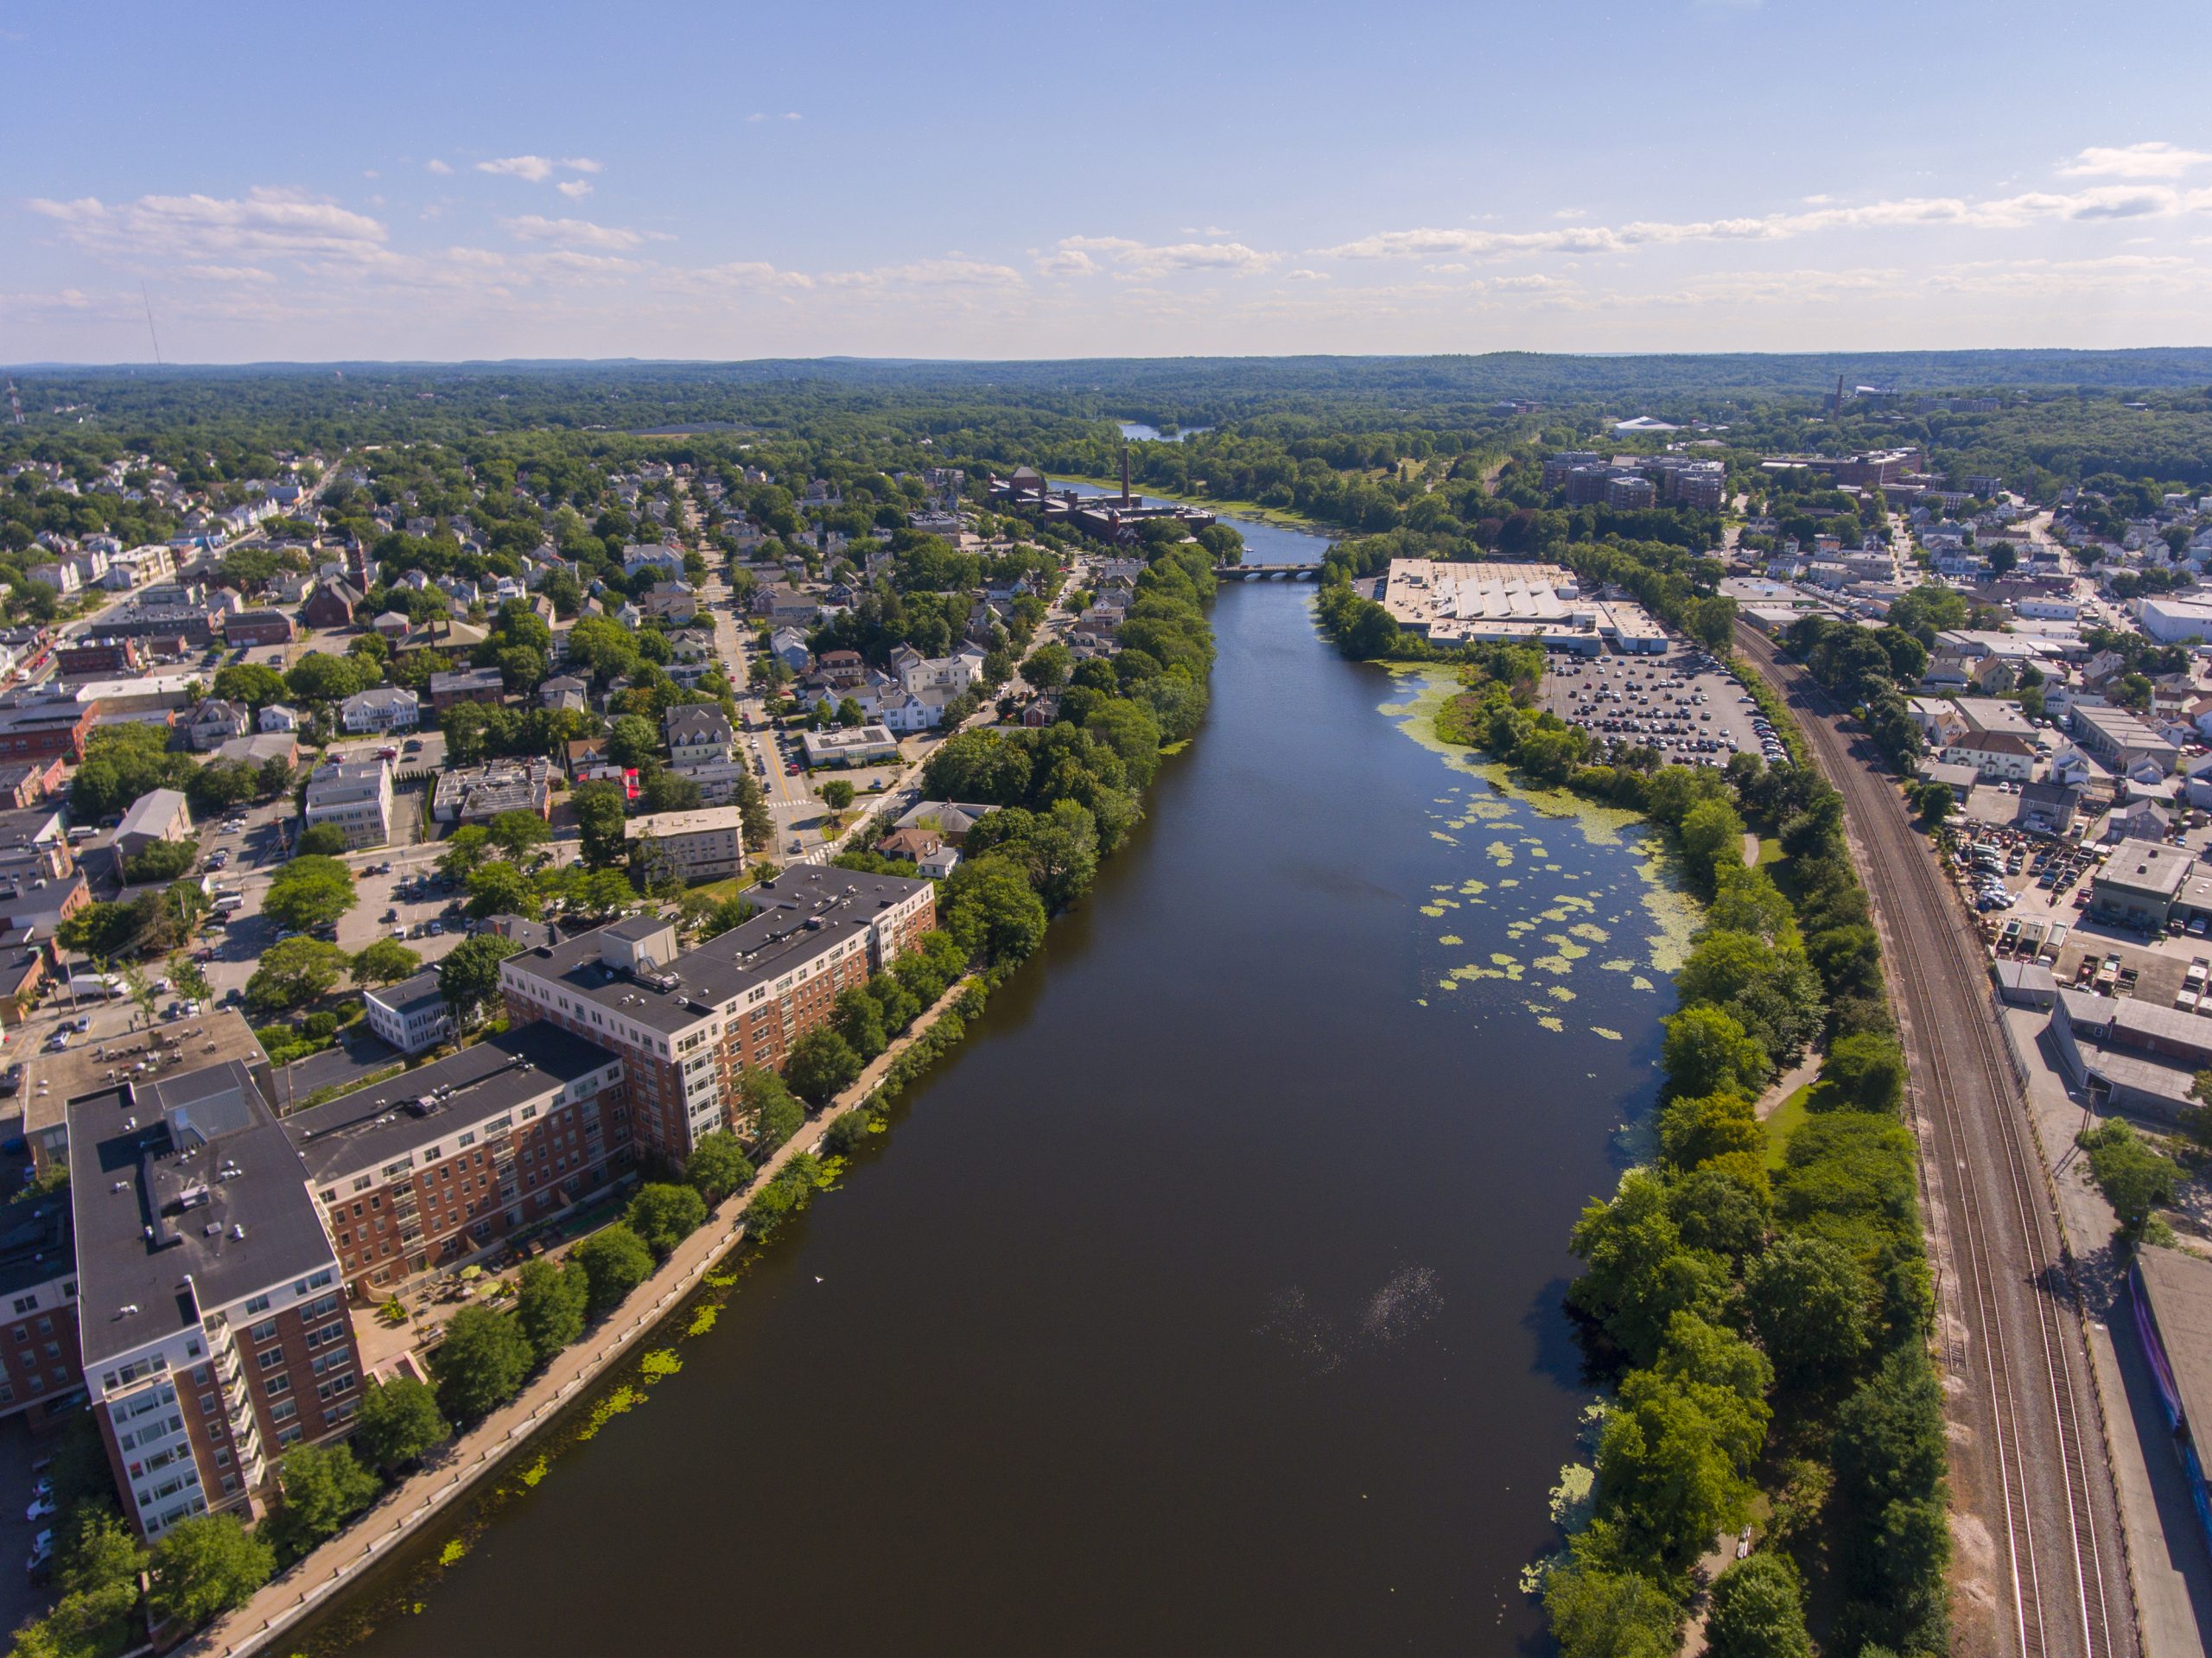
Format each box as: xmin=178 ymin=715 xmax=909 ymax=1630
xmin=225 ymin=611 xmax=296 ymax=647
xmin=0 ymin=705 xmax=96 ymax=763
xmin=69 ymin=1062 xmax=363 ymax=1540
xmin=282 ymin=1025 xmax=631 ymax=1294
xmin=55 ymin=638 xmax=147 ymax=679
xmin=0 ymin=1186 xmax=84 ymax=1430
xmin=499 ymin=869 xmax=936 ymax=1160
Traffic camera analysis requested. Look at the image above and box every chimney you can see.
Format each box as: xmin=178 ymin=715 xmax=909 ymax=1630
xmin=1120 ymin=444 xmax=1132 ymax=507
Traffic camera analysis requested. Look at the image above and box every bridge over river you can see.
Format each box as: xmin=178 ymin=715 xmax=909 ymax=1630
xmin=1213 ymin=563 xmax=1319 ymax=580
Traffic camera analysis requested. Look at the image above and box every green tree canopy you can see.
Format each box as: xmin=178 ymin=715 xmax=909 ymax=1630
xmin=428 ymin=1305 xmax=533 ymax=1423
xmin=574 ymin=1223 xmax=655 ymax=1315
xmin=147 ymin=1514 xmax=274 ymax=1630
xmin=626 ymin=1181 xmax=709 ymax=1258
xmin=515 ymin=1257 xmax=588 ymax=1364
xmin=264 ymin=854 xmax=358 ymax=931
xmin=684 ymin=1132 xmax=755 ymax=1205
xmin=353 ymin=1375 xmax=451 ymax=1472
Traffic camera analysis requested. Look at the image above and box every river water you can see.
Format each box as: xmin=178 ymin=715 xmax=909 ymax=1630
xmin=315 ymin=581 xmax=1690 ymax=1658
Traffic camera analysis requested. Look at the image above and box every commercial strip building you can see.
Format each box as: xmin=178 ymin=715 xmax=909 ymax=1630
xmin=431 ymin=759 xmax=552 ymax=824
xmin=303 ymin=759 xmax=395 ymax=851
xmin=624 ymin=807 xmax=748 ymax=884
xmin=499 ymin=869 xmax=935 ymax=1160
xmin=2071 ymin=704 xmax=2179 ymax=776
xmin=802 ymin=724 xmax=900 ymax=767
xmin=2085 ymin=839 xmax=2212 ymax=933
xmin=1375 ymin=560 xmax=1667 ymax=654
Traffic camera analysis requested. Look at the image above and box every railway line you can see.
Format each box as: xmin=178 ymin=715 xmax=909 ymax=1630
xmin=1736 ymin=624 xmax=2135 ymax=1658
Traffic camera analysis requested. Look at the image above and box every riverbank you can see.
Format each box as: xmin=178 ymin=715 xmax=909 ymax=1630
xmin=183 ymin=973 xmax=978 ymax=1658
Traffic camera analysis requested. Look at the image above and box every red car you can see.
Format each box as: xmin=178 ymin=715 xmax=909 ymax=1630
xmin=377 ymin=746 xmax=400 ymax=760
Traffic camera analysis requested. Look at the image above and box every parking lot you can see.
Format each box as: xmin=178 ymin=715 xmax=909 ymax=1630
xmin=1539 ymin=645 xmax=1780 ymax=769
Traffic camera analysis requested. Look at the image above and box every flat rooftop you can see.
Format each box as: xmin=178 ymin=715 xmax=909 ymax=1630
xmin=2138 ymin=1244 xmax=2212 ymax=1443
xmin=508 ymin=867 xmax=932 ymax=1037
xmin=283 ymin=1023 xmax=616 ymax=1186
xmin=68 ymin=1061 xmax=334 ymax=1368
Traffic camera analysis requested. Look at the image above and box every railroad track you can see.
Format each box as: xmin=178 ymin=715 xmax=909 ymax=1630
xmin=1736 ymin=625 xmax=2134 ymax=1658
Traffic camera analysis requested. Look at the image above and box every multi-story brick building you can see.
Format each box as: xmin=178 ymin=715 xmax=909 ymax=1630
xmin=499 ymin=869 xmax=936 ymax=1160
xmin=69 ymin=1062 xmax=361 ymax=1539
xmin=55 ymin=638 xmax=147 ymax=680
xmin=0 ymin=1186 xmax=84 ymax=1429
xmin=428 ymin=667 xmax=506 ymax=713
xmin=283 ymin=1026 xmax=630 ymax=1294
xmin=0 ymin=704 xmax=96 ymax=763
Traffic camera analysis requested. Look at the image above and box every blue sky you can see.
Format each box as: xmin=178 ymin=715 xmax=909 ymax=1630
xmin=7 ymin=0 xmax=2212 ymax=362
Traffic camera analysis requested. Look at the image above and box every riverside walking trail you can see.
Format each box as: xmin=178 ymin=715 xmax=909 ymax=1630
xmin=180 ymin=979 xmax=973 ymax=1658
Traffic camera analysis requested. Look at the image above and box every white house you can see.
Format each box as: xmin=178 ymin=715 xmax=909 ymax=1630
xmin=340 ymin=686 xmax=422 ymax=734
xmin=258 ymin=702 xmax=301 ymax=733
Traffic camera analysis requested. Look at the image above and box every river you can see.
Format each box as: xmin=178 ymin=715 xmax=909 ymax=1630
xmin=310 ymin=580 xmax=1690 ymax=1658
xmin=1117 ymin=421 xmax=1212 ymax=444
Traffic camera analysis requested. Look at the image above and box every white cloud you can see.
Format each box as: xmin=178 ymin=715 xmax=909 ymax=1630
xmin=424 ymin=159 xmax=453 ymax=175
xmin=556 ymin=180 xmax=594 ymax=200
xmin=27 ymin=187 xmax=389 ymax=264
xmin=500 ymin=215 xmax=669 ymax=251
xmin=1041 ymin=234 xmax=1278 ymax=279
xmin=1320 ymin=183 xmax=2212 ymax=261
xmin=2060 ymin=142 xmax=2212 ymax=180
xmin=746 ymin=111 xmax=802 ymax=123
xmin=478 ymin=155 xmax=556 ymax=182
xmin=1284 ymin=269 xmax=1330 ymax=282
xmin=476 ymin=156 xmax=601 ymax=183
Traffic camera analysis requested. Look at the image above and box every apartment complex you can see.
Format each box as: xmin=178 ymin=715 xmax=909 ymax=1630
xmin=70 ymin=1063 xmax=362 ymax=1540
xmin=302 ymin=758 xmax=394 ymax=850
xmin=0 ymin=1187 xmax=84 ymax=1430
xmin=499 ymin=869 xmax=935 ymax=1159
xmin=624 ymin=806 xmax=748 ymax=884
xmin=283 ymin=1026 xmax=629 ymax=1293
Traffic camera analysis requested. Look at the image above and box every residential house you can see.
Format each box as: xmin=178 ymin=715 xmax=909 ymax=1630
xmin=891 ymin=800 xmax=998 ymax=845
xmin=539 ymin=676 xmax=588 ymax=715
xmin=340 ymin=686 xmax=421 ymax=735
xmin=665 ymin=705 xmax=734 ymax=768
xmin=753 ymin=586 xmax=820 ymax=626
xmin=642 ymin=582 xmax=698 ymax=623
xmin=768 ymin=628 xmax=812 ymax=673
xmin=258 ymin=702 xmax=301 ymax=733
xmin=112 ymin=788 xmax=192 ymax=875
xmin=185 ymin=699 xmax=251 ymax=752
xmin=622 ymin=543 xmax=688 ymax=581
xmin=362 ymin=969 xmax=454 ymax=1056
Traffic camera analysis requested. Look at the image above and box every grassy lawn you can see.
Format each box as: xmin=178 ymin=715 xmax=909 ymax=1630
xmin=1765 ymin=1082 xmax=1815 ymax=1169
xmin=1756 ymin=836 xmax=1784 ymax=867
xmin=685 ymin=869 xmax=764 ymax=903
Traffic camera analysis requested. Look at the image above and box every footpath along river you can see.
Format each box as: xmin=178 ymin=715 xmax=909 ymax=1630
xmin=308 ymin=575 xmax=1695 ymax=1657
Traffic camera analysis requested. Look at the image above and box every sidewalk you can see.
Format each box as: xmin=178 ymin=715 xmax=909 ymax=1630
xmin=184 ymin=976 xmax=973 ymax=1658
xmin=1752 ymin=1053 xmax=1820 ymax=1121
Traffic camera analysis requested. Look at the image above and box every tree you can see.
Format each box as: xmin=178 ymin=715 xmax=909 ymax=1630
xmin=353 ymin=1375 xmax=450 ymax=1472
xmin=574 ymin=1223 xmax=655 ymax=1315
xmin=573 ymin=779 xmax=629 ymax=869
xmin=785 ymin=1026 xmax=861 ymax=1107
xmin=1542 ymin=1540 xmax=1680 ymax=1658
xmin=147 ymin=1514 xmax=273 ymax=1629
xmin=295 ymin=823 xmax=350 ymax=857
xmin=1745 ymin=1234 xmax=1872 ymax=1386
xmin=264 ymin=1443 xmax=380 ymax=1560
xmin=1678 ymin=797 xmax=1749 ymax=898
xmin=427 ymin=1305 xmax=532 ymax=1422
xmin=1832 ymin=1346 xmax=1948 ymax=1513
xmin=626 ymin=1181 xmax=709 ymax=1257
xmin=818 ymin=778 xmax=855 ymax=813
xmin=437 ymin=824 xmax=493 ymax=880
xmin=123 ymin=837 xmax=196 ymax=884
xmin=486 ymin=810 xmax=551 ymax=861
xmin=244 ymin=937 xmax=351 ymax=1015
xmin=1705 ymin=1553 xmax=1810 ymax=1658
xmin=684 ymin=1132 xmax=755 ymax=1204
xmin=605 ymin=714 xmax=660 ymax=769
xmin=212 ymin=662 xmax=288 ymax=708
xmin=285 ymin=652 xmax=376 ymax=704
xmin=1821 ymin=1032 xmax=1906 ymax=1114
xmin=1662 ymin=1006 xmax=1770 ymax=1099
xmin=943 ymin=854 xmax=1047 ymax=967
xmin=264 ymin=854 xmax=358 ymax=931
xmin=1568 ymin=1168 xmax=1728 ymax=1367
xmin=167 ymin=950 xmax=212 ymax=1006
xmin=832 ymin=983 xmax=888 ymax=1061
xmin=437 ymin=934 xmax=524 ymax=1021
xmin=465 ymin=860 xmax=538 ymax=921
xmin=515 ymin=1258 xmax=588 ymax=1363
xmin=2075 ymin=1118 xmax=2180 ymax=1236
xmin=349 ymin=937 xmax=423 ymax=988
xmin=1656 ymin=1092 xmax=1763 ymax=1172
xmin=742 ymin=1066 xmax=805 ymax=1148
